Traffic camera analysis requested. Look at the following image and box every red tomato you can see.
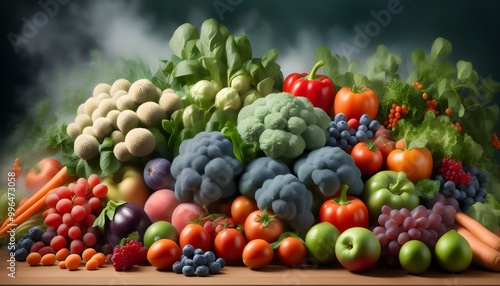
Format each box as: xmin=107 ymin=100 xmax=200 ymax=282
xmin=179 ymin=223 xmax=212 ymax=252
xmin=244 ymin=209 xmax=283 ymax=243
xmin=214 ymin=228 xmax=246 ymax=263
xmin=25 ymin=158 xmax=63 ymax=195
xmin=319 ymin=185 xmax=369 ymax=233
xmin=242 ymin=239 xmax=274 ymax=269
xmin=147 ymin=239 xmax=181 ymax=270
xmin=386 ymin=146 xmax=433 ymax=183
xmin=350 ymin=141 xmax=383 ymax=177
xmin=231 ymin=195 xmax=258 ymax=225
xmin=277 ymin=237 xmax=307 ymax=267
xmin=333 ymin=85 xmax=379 ymax=120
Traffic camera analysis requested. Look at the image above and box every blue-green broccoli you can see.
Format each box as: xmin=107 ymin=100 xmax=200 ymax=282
xmin=170 ymin=131 xmax=244 ymax=206
xmin=293 ymin=146 xmax=364 ymax=197
xmin=238 ymin=156 xmax=291 ymax=198
xmin=237 ymin=92 xmax=330 ymax=161
xmin=254 ymin=174 xmax=314 ymax=232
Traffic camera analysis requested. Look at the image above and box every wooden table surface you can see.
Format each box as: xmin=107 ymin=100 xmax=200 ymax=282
xmin=1 ymin=250 xmax=499 ymax=286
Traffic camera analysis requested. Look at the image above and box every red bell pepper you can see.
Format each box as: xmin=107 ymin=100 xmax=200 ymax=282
xmin=282 ymin=60 xmax=335 ymax=115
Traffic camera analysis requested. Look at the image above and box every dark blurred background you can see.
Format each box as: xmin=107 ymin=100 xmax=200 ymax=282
xmin=1 ymin=0 xmax=500 ymax=165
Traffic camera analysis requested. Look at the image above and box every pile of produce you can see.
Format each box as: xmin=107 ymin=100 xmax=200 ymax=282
xmin=2 ymin=18 xmax=500 ymax=276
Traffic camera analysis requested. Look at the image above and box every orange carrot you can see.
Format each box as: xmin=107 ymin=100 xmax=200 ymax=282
xmin=454 ymin=211 xmax=500 ymax=252
xmin=454 ymin=224 xmax=500 ymax=271
xmin=0 ymin=166 xmax=75 ymax=235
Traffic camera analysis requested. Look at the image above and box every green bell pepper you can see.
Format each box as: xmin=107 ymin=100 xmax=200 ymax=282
xmin=362 ymin=171 xmax=420 ymax=222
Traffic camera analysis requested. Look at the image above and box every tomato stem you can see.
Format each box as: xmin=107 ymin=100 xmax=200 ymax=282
xmin=256 ymin=208 xmax=277 ymax=227
xmin=332 ymin=184 xmax=350 ymax=205
xmin=307 ymin=60 xmax=325 ymax=81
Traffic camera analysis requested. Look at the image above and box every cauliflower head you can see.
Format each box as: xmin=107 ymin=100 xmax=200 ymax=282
xmin=171 ymin=131 xmax=244 ymax=206
xmin=237 ymin=92 xmax=330 ymax=160
xmin=238 ymin=156 xmax=291 ymax=199
xmin=293 ymin=146 xmax=364 ymax=197
xmin=254 ymin=174 xmax=314 ymax=232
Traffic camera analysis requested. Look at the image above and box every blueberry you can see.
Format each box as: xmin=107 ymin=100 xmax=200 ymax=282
xmin=28 ymin=226 xmax=43 ymax=241
xmin=325 ymin=137 xmax=337 ymax=147
xmin=465 ymin=186 xmax=476 ymax=198
xmin=365 ymin=130 xmax=374 ymax=139
xmin=340 ymin=130 xmax=350 ymax=140
xmin=443 ymin=180 xmax=455 ymax=191
xmin=328 ymin=121 xmax=337 ymax=129
xmin=193 ymin=254 xmax=207 ymax=266
xmin=359 ymin=114 xmax=371 ymax=126
xmin=14 ymin=248 xmax=28 ymax=262
xmin=204 ymin=251 xmax=216 ymax=263
xmin=334 ymin=113 xmax=347 ymax=123
xmin=182 ymin=265 xmax=195 ymax=276
xmin=336 ymin=120 xmax=348 ymax=132
xmin=182 ymin=244 xmax=195 ymax=258
xmin=368 ymin=120 xmax=381 ymax=131
xmin=172 ymin=261 xmax=184 ymax=274
xmin=184 ymin=258 xmax=194 ymax=267
xmin=196 ymin=265 xmax=210 ymax=277
xmin=216 ymin=257 xmax=226 ymax=268
xmin=338 ymin=138 xmax=348 ymax=149
xmin=357 ymin=125 xmax=368 ymax=132
xmin=347 ymin=135 xmax=358 ymax=146
xmin=208 ymin=261 xmax=222 ymax=274
xmin=194 ymin=248 xmax=204 ymax=256
xmin=19 ymin=238 xmax=34 ymax=251
xmin=355 ymin=130 xmax=367 ymax=142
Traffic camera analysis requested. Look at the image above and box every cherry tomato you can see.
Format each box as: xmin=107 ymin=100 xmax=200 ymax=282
xmin=25 ymin=158 xmax=63 ymax=196
xmin=242 ymin=239 xmax=274 ymax=269
xmin=277 ymin=236 xmax=307 ymax=267
xmin=147 ymin=239 xmax=181 ymax=270
xmin=231 ymin=195 xmax=258 ymax=225
xmin=179 ymin=223 xmax=212 ymax=252
xmin=351 ymin=141 xmax=383 ymax=177
xmin=244 ymin=209 xmax=283 ymax=243
xmin=333 ymin=85 xmax=379 ymax=120
xmin=386 ymin=146 xmax=433 ymax=183
xmin=214 ymin=228 xmax=246 ymax=263
xmin=319 ymin=185 xmax=369 ymax=233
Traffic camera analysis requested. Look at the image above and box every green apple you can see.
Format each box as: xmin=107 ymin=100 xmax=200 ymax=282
xmin=103 ymin=165 xmax=152 ymax=207
xmin=143 ymin=221 xmax=179 ymax=248
xmin=434 ymin=229 xmax=472 ymax=272
xmin=399 ymin=240 xmax=432 ymax=275
xmin=305 ymin=222 xmax=341 ymax=265
xmin=335 ymin=227 xmax=381 ymax=272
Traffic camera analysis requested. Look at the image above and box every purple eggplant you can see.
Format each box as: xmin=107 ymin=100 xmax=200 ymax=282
xmin=93 ymin=200 xmax=151 ymax=247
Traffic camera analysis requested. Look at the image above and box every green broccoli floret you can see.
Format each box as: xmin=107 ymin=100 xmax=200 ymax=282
xmin=254 ymin=174 xmax=314 ymax=232
xmin=293 ymin=146 xmax=364 ymax=197
xmin=238 ymin=156 xmax=291 ymax=198
xmin=170 ymin=131 xmax=244 ymax=206
xmin=237 ymin=92 xmax=330 ymax=161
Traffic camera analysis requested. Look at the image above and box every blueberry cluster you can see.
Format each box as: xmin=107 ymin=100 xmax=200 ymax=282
xmin=172 ymin=244 xmax=225 ymax=277
xmin=325 ymin=113 xmax=381 ymax=153
xmin=435 ymin=165 xmax=488 ymax=212
xmin=12 ymin=226 xmax=47 ymax=261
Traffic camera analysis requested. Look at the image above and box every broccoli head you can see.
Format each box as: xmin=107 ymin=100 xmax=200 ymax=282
xmin=293 ymin=146 xmax=364 ymax=197
xmin=170 ymin=131 xmax=244 ymax=206
xmin=237 ymin=92 xmax=330 ymax=161
xmin=238 ymin=156 xmax=291 ymax=198
xmin=254 ymin=174 xmax=314 ymax=232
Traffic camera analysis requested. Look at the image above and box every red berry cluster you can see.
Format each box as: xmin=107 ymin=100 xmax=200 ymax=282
xmin=111 ymin=236 xmax=148 ymax=271
xmin=438 ymin=157 xmax=472 ymax=185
